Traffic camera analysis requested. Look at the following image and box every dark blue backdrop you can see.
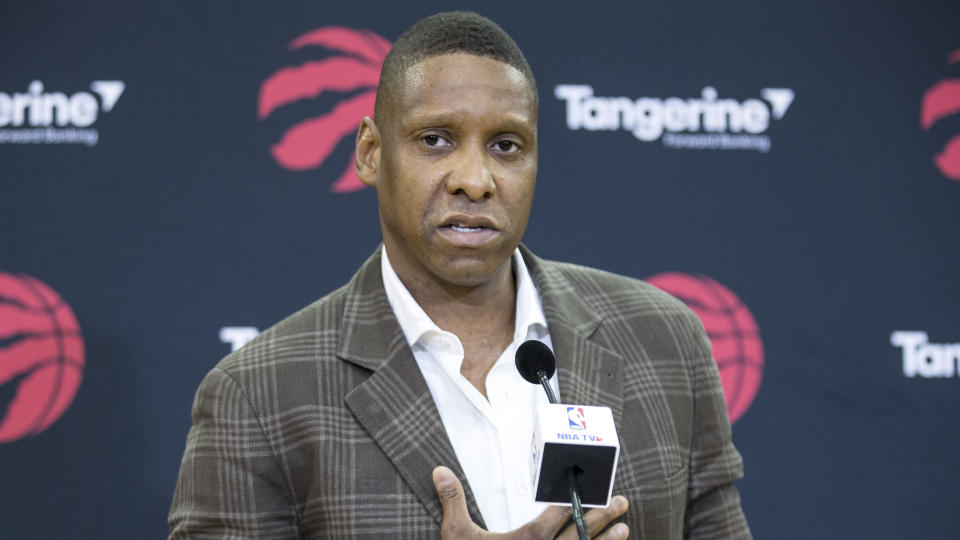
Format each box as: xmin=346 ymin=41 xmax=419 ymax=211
xmin=2 ymin=1 xmax=959 ymax=538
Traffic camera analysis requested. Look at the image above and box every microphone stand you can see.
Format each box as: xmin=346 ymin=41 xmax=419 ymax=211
xmin=535 ymin=369 xmax=589 ymax=540
xmin=536 ymin=369 xmax=558 ymax=404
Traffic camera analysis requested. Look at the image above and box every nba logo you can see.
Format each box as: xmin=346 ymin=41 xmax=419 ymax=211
xmin=567 ymin=406 xmax=586 ymax=430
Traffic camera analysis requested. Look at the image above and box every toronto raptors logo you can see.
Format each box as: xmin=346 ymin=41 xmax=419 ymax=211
xmin=0 ymin=273 xmax=84 ymax=443
xmin=921 ymin=49 xmax=960 ymax=181
xmin=646 ymin=273 xmax=763 ymax=424
xmin=259 ymin=27 xmax=391 ymax=193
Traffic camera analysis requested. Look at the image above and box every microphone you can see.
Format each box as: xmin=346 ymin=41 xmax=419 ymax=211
xmin=515 ymin=341 xmax=621 ymax=540
xmin=515 ymin=340 xmax=558 ymax=404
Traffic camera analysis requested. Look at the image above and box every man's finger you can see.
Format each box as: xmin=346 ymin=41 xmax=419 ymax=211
xmin=433 ymin=466 xmax=482 ymax=539
xmin=585 ymin=495 xmax=629 ymax=538
xmin=557 ymin=495 xmax=630 ymax=540
xmin=433 ymin=466 xmax=465 ymax=508
xmin=514 ymin=504 xmax=574 ymax=539
xmin=595 ymin=522 xmax=629 ymax=540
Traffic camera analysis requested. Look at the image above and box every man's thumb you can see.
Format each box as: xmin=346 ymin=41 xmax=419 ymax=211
xmin=433 ymin=466 xmax=465 ymax=508
xmin=434 ymin=465 xmax=484 ymax=539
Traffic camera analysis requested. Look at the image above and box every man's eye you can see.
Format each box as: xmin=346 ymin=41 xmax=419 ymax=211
xmin=493 ymin=140 xmax=520 ymax=153
xmin=422 ymin=134 xmax=451 ymax=147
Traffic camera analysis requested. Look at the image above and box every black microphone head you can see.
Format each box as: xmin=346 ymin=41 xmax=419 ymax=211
xmin=515 ymin=340 xmax=556 ymax=384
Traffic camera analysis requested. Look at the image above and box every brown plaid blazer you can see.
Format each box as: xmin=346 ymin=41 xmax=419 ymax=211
xmin=169 ymin=247 xmax=751 ymax=539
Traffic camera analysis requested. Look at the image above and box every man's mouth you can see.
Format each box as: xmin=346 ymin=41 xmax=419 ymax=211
xmin=439 ymin=213 xmax=499 ymax=231
xmin=449 ymin=224 xmax=485 ymax=233
xmin=437 ymin=216 xmax=499 ymax=247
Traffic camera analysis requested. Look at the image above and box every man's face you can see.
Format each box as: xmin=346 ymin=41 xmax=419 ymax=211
xmin=369 ymin=53 xmax=538 ymax=291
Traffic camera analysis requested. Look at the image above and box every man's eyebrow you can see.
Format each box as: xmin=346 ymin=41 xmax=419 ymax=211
xmin=401 ymin=112 xmax=458 ymax=130
xmin=401 ymin=111 xmax=535 ymax=135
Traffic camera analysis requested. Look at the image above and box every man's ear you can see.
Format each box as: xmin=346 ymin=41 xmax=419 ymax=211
xmin=355 ymin=116 xmax=381 ymax=188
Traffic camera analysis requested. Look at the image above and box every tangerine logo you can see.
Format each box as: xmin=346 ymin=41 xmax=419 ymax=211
xmin=555 ymin=84 xmax=794 ymax=153
xmin=646 ymin=273 xmax=763 ymax=424
xmin=258 ymin=27 xmax=391 ymax=193
xmin=0 ymin=273 xmax=84 ymax=443
xmin=0 ymin=80 xmax=125 ymax=147
xmin=921 ymin=49 xmax=960 ymax=181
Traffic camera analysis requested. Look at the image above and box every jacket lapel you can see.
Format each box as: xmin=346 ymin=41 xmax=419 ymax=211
xmin=521 ymin=247 xmax=625 ymax=429
xmin=337 ymin=247 xmax=625 ymax=529
xmin=339 ymin=249 xmax=486 ymax=528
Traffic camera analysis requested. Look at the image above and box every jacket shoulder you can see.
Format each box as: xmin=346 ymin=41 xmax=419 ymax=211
xmin=539 ymin=259 xmax=692 ymax=317
xmin=216 ymin=282 xmax=351 ymax=374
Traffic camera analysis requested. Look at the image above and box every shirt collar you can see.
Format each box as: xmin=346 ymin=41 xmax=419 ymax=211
xmin=380 ymin=246 xmax=547 ymax=349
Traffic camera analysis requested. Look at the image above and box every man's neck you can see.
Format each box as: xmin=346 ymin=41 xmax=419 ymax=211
xmin=417 ymin=269 xmax=515 ymax=335
xmin=388 ymin=249 xmax=517 ymax=397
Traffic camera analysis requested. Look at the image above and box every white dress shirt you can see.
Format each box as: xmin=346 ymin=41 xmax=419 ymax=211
xmin=380 ymin=246 xmax=560 ymax=532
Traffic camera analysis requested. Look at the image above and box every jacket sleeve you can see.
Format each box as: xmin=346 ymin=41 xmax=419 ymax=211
xmin=169 ymin=367 xmax=300 ymax=539
xmin=683 ymin=317 xmax=752 ymax=539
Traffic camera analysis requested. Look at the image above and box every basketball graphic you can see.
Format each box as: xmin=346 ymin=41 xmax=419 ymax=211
xmin=0 ymin=272 xmax=84 ymax=443
xmin=921 ymin=48 xmax=960 ymax=181
xmin=646 ymin=273 xmax=763 ymax=424
xmin=259 ymin=27 xmax=391 ymax=193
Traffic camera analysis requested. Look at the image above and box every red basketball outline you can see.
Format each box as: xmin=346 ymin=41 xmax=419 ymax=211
xmin=646 ymin=273 xmax=764 ymax=424
xmin=0 ymin=273 xmax=84 ymax=443
xmin=920 ymin=48 xmax=960 ymax=181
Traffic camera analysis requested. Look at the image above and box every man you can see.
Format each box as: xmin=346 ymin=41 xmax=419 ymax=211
xmin=170 ymin=11 xmax=750 ymax=539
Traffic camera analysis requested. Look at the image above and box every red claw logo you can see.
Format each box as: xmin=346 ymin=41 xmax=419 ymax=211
xmin=921 ymin=49 xmax=960 ymax=181
xmin=258 ymin=27 xmax=391 ymax=193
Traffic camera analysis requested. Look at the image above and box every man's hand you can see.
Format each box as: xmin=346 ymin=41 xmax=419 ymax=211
xmin=432 ymin=466 xmax=629 ymax=539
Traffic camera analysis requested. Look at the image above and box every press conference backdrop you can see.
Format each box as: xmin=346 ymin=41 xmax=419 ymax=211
xmin=2 ymin=1 xmax=958 ymax=537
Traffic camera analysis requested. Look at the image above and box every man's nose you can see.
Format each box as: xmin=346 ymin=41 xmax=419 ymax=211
xmin=446 ymin=146 xmax=495 ymax=201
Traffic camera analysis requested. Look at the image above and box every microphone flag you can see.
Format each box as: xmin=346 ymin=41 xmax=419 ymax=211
xmin=528 ymin=403 xmax=620 ymax=507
